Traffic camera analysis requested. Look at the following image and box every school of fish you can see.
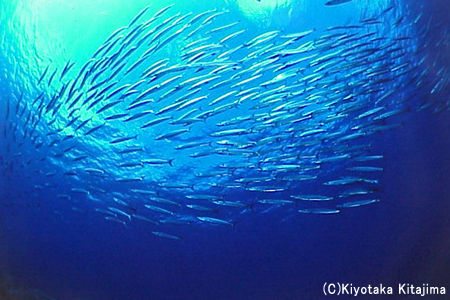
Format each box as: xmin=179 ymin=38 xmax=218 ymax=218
xmin=0 ymin=1 xmax=448 ymax=240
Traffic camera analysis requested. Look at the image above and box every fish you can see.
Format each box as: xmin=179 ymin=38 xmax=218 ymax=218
xmin=142 ymin=158 xmax=174 ymax=166
xmin=84 ymin=124 xmax=105 ymax=136
xmin=155 ymin=129 xmax=189 ymax=140
xmin=298 ymin=209 xmax=340 ymax=214
xmin=338 ymin=199 xmax=380 ymax=208
xmin=123 ymin=110 xmax=153 ymax=122
xmin=128 ymin=5 xmax=151 ymax=27
xmin=144 ymin=204 xmax=174 ymax=215
xmin=1 ymin=1 xmax=442 ymax=236
xmin=148 ymin=196 xmax=180 ymax=206
xmin=175 ymin=141 xmax=210 ymax=150
xmin=291 ymin=195 xmax=334 ymax=201
xmin=37 ymin=65 xmax=50 ymax=84
xmin=186 ymin=204 xmax=215 ymax=212
xmin=105 ymin=216 xmax=127 ymax=226
xmin=206 ymin=21 xmax=239 ymax=35
xmin=152 ymin=231 xmax=181 ymax=240
xmin=134 ymin=214 xmax=159 ymax=225
xmin=258 ymin=199 xmax=295 ymax=205
xmin=97 ymin=100 xmax=122 ymax=114
xmin=118 ymin=162 xmax=143 ymax=168
xmin=108 ymin=207 xmax=132 ymax=221
xmin=60 ymin=61 xmax=75 ymax=81
xmin=110 ymin=135 xmax=138 ymax=144
xmin=220 ymin=29 xmax=246 ymax=44
xmin=141 ymin=116 xmax=171 ymax=128
xmin=210 ymin=129 xmax=249 ymax=137
xmin=196 ymin=216 xmax=233 ymax=226
xmin=347 ymin=166 xmax=384 ymax=172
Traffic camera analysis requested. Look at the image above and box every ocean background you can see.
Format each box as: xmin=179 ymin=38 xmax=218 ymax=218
xmin=0 ymin=0 xmax=449 ymax=299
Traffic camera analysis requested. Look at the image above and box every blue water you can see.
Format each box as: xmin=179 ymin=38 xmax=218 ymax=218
xmin=0 ymin=0 xmax=449 ymax=299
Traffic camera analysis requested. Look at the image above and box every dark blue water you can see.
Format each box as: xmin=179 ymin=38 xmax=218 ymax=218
xmin=4 ymin=110 xmax=449 ymax=299
xmin=0 ymin=0 xmax=449 ymax=299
